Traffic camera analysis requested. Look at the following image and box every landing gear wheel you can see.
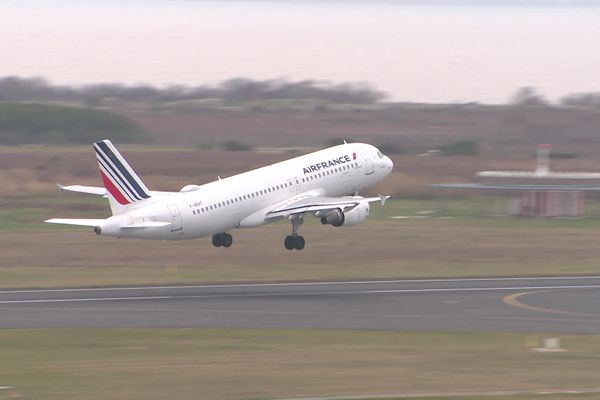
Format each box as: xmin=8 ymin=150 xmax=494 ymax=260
xmin=222 ymin=233 xmax=233 ymax=248
xmin=212 ymin=233 xmax=233 ymax=248
xmin=284 ymin=216 xmax=306 ymax=250
xmin=294 ymin=235 xmax=305 ymax=250
xmin=284 ymin=235 xmax=295 ymax=250
xmin=284 ymin=235 xmax=305 ymax=251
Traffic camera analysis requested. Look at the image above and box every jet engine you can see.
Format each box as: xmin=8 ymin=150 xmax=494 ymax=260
xmin=320 ymin=201 xmax=370 ymax=227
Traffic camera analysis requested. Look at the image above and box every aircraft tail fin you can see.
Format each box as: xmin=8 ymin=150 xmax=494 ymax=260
xmin=93 ymin=139 xmax=151 ymax=215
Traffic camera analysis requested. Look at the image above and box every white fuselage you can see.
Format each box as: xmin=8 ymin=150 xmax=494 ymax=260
xmin=99 ymin=143 xmax=393 ymax=240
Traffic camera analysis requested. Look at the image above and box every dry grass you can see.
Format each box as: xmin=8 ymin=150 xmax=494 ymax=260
xmin=2 ymin=215 xmax=600 ymax=288
xmin=124 ymin=107 xmax=600 ymax=148
xmin=0 ymin=329 xmax=599 ymax=400
xmin=3 ymin=143 xmax=600 ymax=199
xmin=2 ymin=143 xmax=600 ymax=288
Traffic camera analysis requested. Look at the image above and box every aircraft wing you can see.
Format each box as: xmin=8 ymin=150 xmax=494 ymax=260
xmin=431 ymin=183 xmax=600 ymax=191
xmin=58 ymin=184 xmax=107 ymax=197
xmin=266 ymin=194 xmax=389 ymax=220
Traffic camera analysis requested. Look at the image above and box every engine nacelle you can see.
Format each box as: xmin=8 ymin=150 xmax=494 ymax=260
xmin=320 ymin=202 xmax=370 ymax=227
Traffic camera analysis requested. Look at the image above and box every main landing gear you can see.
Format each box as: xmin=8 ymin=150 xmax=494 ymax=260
xmin=284 ymin=216 xmax=305 ymax=251
xmin=212 ymin=232 xmax=233 ymax=248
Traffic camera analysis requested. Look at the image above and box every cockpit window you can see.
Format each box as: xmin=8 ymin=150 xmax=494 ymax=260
xmin=377 ymin=151 xmax=384 ymax=159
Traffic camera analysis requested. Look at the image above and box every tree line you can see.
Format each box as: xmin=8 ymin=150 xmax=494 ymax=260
xmin=0 ymin=77 xmax=387 ymax=105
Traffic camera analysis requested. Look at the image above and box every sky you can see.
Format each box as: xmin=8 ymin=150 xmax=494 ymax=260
xmin=1 ymin=0 xmax=600 ymax=103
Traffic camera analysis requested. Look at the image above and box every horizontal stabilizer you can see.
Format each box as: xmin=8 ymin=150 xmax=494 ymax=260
xmin=58 ymin=184 xmax=107 ymax=197
xmin=121 ymin=221 xmax=171 ymax=229
xmin=45 ymin=218 xmax=106 ymax=227
xmin=368 ymin=194 xmax=390 ymax=205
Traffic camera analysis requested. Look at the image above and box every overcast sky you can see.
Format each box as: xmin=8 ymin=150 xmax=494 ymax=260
xmin=1 ymin=0 xmax=599 ymax=103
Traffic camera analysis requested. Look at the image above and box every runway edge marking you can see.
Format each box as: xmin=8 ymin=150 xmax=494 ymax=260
xmin=2 ymin=275 xmax=600 ymax=295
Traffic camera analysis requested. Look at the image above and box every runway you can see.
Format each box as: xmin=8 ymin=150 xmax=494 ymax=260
xmin=1 ymin=276 xmax=599 ymax=332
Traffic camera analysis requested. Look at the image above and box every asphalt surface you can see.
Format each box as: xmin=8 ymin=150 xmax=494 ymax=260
xmin=1 ymin=276 xmax=599 ymax=332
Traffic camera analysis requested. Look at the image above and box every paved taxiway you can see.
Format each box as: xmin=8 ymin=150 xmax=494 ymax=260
xmin=1 ymin=276 xmax=599 ymax=332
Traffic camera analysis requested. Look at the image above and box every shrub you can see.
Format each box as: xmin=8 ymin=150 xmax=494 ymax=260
xmin=378 ymin=142 xmax=402 ymax=154
xmin=325 ymin=137 xmax=352 ymax=147
xmin=221 ymin=140 xmax=252 ymax=151
xmin=550 ymin=152 xmax=577 ymax=159
xmin=0 ymin=102 xmax=146 ymax=144
xmin=440 ymin=140 xmax=479 ymax=156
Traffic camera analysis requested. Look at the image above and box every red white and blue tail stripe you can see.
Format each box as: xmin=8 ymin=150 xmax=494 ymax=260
xmin=93 ymin=140 xmax=151 ymax=206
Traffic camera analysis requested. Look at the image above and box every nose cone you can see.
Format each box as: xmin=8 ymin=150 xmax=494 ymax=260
xmin=385 ymin=155 xmax=393 ymax=173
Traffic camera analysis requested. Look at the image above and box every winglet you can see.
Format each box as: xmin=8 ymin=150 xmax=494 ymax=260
xmin=378 ymin=194 xmax=390 ymax=206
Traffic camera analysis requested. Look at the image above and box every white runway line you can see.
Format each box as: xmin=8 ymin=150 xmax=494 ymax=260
xmin=0 ymin=285 xmax=599 ymax=305
xmin=275 ymin=387 xmax=600 ymax=400
xmin=0 ymin=275 xmax=599 ymax=295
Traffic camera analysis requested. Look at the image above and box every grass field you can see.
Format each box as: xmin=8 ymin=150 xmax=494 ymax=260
xmin=2 ymin=198 xmax=600 ymax=289
xmin=0 ymin=328 xmax=599 ymax=400
xmin=3 ymin=145 xmax=600 ymax=400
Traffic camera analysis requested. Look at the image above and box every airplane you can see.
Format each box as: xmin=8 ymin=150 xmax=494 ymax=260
xmin=45 ymin=140 xmax=393 ymax=250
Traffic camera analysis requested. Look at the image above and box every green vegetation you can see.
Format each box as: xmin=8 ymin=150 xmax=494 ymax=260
xmin=0 ymin=102 xmax=147 ymax=144
xmin=2 ymin=197 xmax=600 ymax=289
xmin=0 ymin=76 xmax=386 ymax=106
xmin=378 ymin=142 xmax=402 ymax=154
xmin=9 ymin=195 xmax=600 ymax=232
xmin=0 ymin=329 xmax=598 ymax=400
xmin=440 ymin=140 xmax=479 ymax=156
xmin=325 ymin=136 xmax=353 ymax=147
xmin=220 ymin=139 xmax=252 ymax=151
xmin=550 ymin=152 xmax=578 ymax=159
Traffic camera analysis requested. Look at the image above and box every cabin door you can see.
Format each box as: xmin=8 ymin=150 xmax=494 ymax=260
xmin=167 ymin=204 xmax=183 ymax=232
